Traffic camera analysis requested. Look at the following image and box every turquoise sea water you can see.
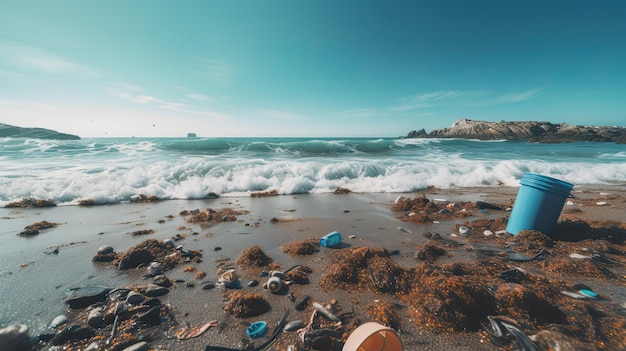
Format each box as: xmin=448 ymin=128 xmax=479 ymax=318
xmin=1 ymin=137 xmax=625 ymax=206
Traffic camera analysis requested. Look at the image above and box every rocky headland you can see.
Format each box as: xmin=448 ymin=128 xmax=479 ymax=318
xmin=0 ymin=123 xmax=80 ymax=140
xmin=407 ymin=118 xmax=626 ymax=143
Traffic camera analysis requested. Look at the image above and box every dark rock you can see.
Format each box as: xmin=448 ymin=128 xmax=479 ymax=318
xmin=0 ymin=123 xmax=80 ymax=140
xmin=247 ymin=279 xmax=259 ymax=287
xmin=18 ymin=229 xmax=39 ymax=236
xmin=51 ymin=325 xmax=96 ymax=345
xmin=152 ymin=275 xmax=172 ymax=287
xmin=407 ymin=118 xmax=626 ymax=143
xmin=201 ymin=281 xmax=216 ymax=290
xmin=295 ymin=295 xmax=311 ymax=311
xmin=126 ymin=291 xmax=144 ymax=305
xmin=65 ymin=285 xmax=112 ymax=309
xmin=87 ymin=307 xmax=104 ymax=328
xmin=0 ymin=324 xmax=30 ymax=351
xmin=97 ymin=245 xmax=114 ymax=254
xmin=144 ymin=285 xmax=169 ymax=297
xmin=136 ymin=306 xmax=160 ymax=326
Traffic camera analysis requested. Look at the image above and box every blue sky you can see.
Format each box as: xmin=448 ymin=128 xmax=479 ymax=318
xmin=1 ymin=1 xmax=624 ymax=137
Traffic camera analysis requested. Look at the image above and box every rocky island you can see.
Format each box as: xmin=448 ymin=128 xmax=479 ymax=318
xmin=407 ymin=118 xmax=626 ymax=144
xmin=0 ymin=123 xmax=80 ymax=140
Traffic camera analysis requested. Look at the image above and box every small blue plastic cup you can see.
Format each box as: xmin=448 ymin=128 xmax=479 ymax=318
xmin=247 ymin=321 xmax=267 ymax=338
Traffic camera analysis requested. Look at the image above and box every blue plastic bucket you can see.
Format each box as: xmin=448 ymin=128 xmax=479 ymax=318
xmin=506 ymin=173 xmax=573 ymax=235
xmin=320 ymin=231 xmax=342 ymax=248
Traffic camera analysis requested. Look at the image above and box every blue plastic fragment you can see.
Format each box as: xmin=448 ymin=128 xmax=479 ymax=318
xmin=247 ymin=321 xmax=267 ymax=338
xmin=578 ymin=289 xmax=599 ymax=298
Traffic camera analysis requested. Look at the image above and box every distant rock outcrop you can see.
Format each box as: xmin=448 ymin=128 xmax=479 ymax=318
xmin=406 ymin=119 xmax=626 ymax=144
xmin=0 ymin=123 xmax=80 ymax=140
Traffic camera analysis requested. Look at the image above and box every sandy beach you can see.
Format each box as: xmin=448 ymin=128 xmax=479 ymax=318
xmin=1 ymin=185 xmax=625 ymax=351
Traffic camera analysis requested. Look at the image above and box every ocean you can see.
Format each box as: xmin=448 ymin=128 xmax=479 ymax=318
xmin=2 ymin=136 xmax=626 ymax=206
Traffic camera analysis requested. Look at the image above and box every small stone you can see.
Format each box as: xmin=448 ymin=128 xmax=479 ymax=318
xmin=247 ymin=279 xmax=259 ymax=287
xmin=126 ymin=291 xmax=144 ymax=305
xmin=87 ymin=307 xmax=104 ymax=328
xmin=144 ymin=285 xmax=169 ymax=297
xmin=121 ymin=341 xmax=149 ymax=351
xmin=596 ymin=201 xmax=608 ymax=206
xmin=97 ymin=245 xmax=114 ymax=255
xmin=49 ymin=315 xmax=69 ymax=329
xmin=202 ymin=281 xmax=216 ymax=290
xmin=65 ymin=285 xmax=112 ymax=309
xmin=136 ymin=306 xmax=160 ymax=326
xmin=163 ymin=239 xmax=175 ymax=247
xmin=483 ymin=230 xmax=494 ymax=237
xmin=153 ymin=275 xmax=172 ymax=287
xmin=458 ymin=226 xmax=469 ymax=235
xmin=147 ymin=262 xmax=162 ymax=277
xmin=348 ymin=235 xmax=356 ymax=239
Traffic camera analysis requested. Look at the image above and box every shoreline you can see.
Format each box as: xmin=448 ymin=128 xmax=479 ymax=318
xmin=1 ymin=186 xmax=625 ymax=350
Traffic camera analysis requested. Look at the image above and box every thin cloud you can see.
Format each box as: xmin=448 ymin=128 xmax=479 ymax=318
xmin=330 ymin=108 xmax=387 ymax=118
xmin=108 ymin=84 xmax=229 ymax=120
xmin=196 ymin=58 xmax=235 ymax=84
xmin=188 ymin=93 xmax=212 ymax=101
xmin=0 ymin=39 xmax=99 ymax=76
xmin=259 ymin=109 xmax=307 ymax=121
xmin=489 ymin=87 xmax=545 ymax=104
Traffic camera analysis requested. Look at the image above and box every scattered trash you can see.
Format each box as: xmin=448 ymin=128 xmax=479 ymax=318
xmin=265 ymin=276 xmax=283 ymax=294
xmin=176 ymin=320 xmax=218 ymax=340
xmin=483 ymin=230 xmax=494 ymax=236
xmin=342 ymin=322 xmax=403 ymax=351
xmin=458 ymin=226 xmax=470 ymax=235
xmin=312 ymin=302 xmax=341 ymax=322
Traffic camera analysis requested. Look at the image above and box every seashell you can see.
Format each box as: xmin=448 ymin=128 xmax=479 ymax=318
xmin=458 ymin=226 xmax=470 ymax=235
xmin=569 ymin=253 xmax=592 ymax=259
xmin=220 ymin=269 xmax=238 ymax=284
xmin=596 ymin=201 xmax=608 ymax=206
xmin=283 ymin=320 xmax=305 ymax=332
xmin=495 ymin=230 xmax=507 ymax=237
xmin=266 ymin=276 xmax=283 ymax=293
xmin=483 ymin=230 xmax=494 ymax=237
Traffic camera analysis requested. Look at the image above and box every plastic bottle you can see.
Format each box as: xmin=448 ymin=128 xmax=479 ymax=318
xmin=320 ymin=231 xmax=342 ymax=248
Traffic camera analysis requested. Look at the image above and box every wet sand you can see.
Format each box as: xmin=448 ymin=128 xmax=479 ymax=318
xmin=1 ymin=185 xmax=625 ymax=350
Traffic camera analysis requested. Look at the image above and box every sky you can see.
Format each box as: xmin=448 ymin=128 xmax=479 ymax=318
xmin=0 ymin=0 xmax=625 ymax=138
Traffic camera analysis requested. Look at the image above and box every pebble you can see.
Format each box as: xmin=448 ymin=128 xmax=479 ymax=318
xmin=202 ymin=281 xmax=216 ymax=290
xmin=596 ymin=201 xmax=608 ymax=206
xmin=148 ymin=262 xmax=162 ymax=277
xmin=163 ymin=239 xmax=175 ymax=248
xmin=97 ymin=245 xmax=113 ymax=255
xmin=458 ymin=226 xmax=469 ymax=235
xmin=87 ymin=307 xmax=104 ymax=328
xmin=247 ymin=279 xmax=259 ymax=287
xmin=153 ymin=275 xmax=172 ymax=287
xmin=126 ymin=291 xmax=144 ymax=305
xmin=144 ymin=285 xmax=169 ymax=297
xmin=483 ymin=230 xmax=494 ymax=237
xmin=348 ymin=235 xmax=356 ymax=239
xmin=49 ymin=315 xmax=69 ymax=329
xmin=121 ymin=341 xmax=149 ymax=351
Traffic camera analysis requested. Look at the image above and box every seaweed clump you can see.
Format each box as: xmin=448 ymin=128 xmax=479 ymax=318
xmin=113 ymin=239 xmax=202 ymax=270
xmin=224 ymin=290 xmax=270 ymax=318
xmin=236 ymin=245 xmax=273 ymax=267
xmin=6 ymin=198 xmax=56 ymax=208
xmin=186 ymin=208 xmax=246 ymax=223
xmin=319 ymin=247 xmax=412 ymax=295
xmin=365 ymin=300 xmax=401 ymax=331
xmin=282 ymin=238 xmax=320 ymax=256
xmin=406 ymin=262 xmax=501 ymax=332
xmin=391 ymin=196 xmax=474 ymax=223
xmin=414 ymin=242 xmax=447 ymax=262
